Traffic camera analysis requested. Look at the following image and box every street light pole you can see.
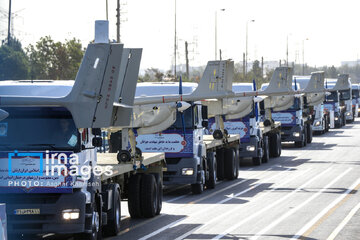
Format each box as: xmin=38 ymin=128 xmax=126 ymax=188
xmin=302 ymin=38 xmax=309 ymax=75
xmin=215 ymin=9 xmax=225 ymax=60
xmin=174 ymin=0 xmax=177 ymax=79
xmin=245 ymin=19 xmax=255 ymax=78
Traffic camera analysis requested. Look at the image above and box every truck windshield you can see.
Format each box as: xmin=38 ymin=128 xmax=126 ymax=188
xmin=170 ymin=106 xmax=193 ymax=129
xmin=0 ymin=107 xmax=80 ymax=151
xmin=352 ymin=89 xmax=359 ymax=99
xmin=325 ymin=92 xmax=338 ymax=102
xmin=288 ymin=98 xmax=301 ymax=110
xmin=339 ymin=90 xmax=351 ymax=100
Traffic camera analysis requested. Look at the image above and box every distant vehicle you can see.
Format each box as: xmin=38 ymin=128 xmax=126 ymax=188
xmin=351 ymin=84 xmax=360 ymax=117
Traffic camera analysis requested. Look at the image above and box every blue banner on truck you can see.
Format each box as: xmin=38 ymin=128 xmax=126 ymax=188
xmin=136 ymin=129 xmax=194 ymax=158
xmin=272 ymin=111 xmax=297 ymax=126
xmin=0 ymin=151 xmax=74 ymax=194
xmin=0 ymin=204 xmax=7 ymax=240
xmin=208 ymin=116 xmax=250 ymax=143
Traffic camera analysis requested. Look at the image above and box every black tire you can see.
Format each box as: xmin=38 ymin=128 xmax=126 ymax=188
xmin=216 ymin=148 xmax=225 ymax=180
xmin=103 ymin=184 xmax=121 ymax=236
xmin=191 ymin=182 xmax=204 ymax=194
xmin=153 ymin=173 xmax=163 ymax=215
xmin=224 ymin=148 xmax=237 ymax=180
xmin=253 ymin=156 xmax=261 ymax=166
xmin=128 ymin=174 xmax=142 ymax=218
xmin=233 ymin=148 xmax=239 ymax=179
xmin=77 ymin=196 xmax=102 ymax=240
xmin=303 ymin=127 xmax=307 ymax=147
xmin=262 ymin=136 xmax=269 ymax=163
xmin=269 ymin=133 xmax=280 ymax=158
xmin=206 ymin=152 xmax=217 ymax=189
xmin=140 ymin=174 xmax=158 ymax=218
xmin=306 ymin=123 xmax=313 ymax=143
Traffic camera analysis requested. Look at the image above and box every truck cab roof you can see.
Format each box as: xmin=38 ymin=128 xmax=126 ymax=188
xmin=0 ymin=80 xmax=74 ymax=97
xmin=135 ymin=82 xmax=197 ymax=97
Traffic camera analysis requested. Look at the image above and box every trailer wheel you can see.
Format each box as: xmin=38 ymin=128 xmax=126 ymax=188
xmin=103 ymin=184 xmax=121 ymax=236
xmin=233 ymin=148 xmax=239 ymax=179
xmin=128 ymin=174 xmax=142 ymax=218
xmin=206 ymin=152 xmax=217 ymax=189
xmin=269 ymin=133 xmax=280 ymax=158
xmin=224 ymin=148 xmax=237 ymax=180
xmin=252 ymin=156 xmax=261 ymax=166
xmin=141 ymin=174 xmax=158 ymax=218
xmin=216 ymin=148 xmax=225 ymax=180
xmin=262 ymin=136 xmax=269 ymax=163
xmin=306 ymin=123 xmax=313 ymax=143
xmin=153 ymin=173 xmax=163 ymax=215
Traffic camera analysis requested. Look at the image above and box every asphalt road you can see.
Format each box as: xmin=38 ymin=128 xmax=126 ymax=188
xmin=109 ymin=118 xmax=360 ymax=240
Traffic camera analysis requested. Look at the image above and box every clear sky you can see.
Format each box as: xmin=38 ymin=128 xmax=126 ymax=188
xmin=1 ymin=0 xmax=360 ymax=72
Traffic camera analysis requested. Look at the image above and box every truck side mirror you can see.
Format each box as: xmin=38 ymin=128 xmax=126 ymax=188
xmin=201 ymin=105 xmax=208 ymax=120
xmin=202 ymin=120 xmax=208 ymax=128
xmin=92 ymin=137 xmax=103 ymax=147
xmin=92 ymin=128 xmax=101 ymax=136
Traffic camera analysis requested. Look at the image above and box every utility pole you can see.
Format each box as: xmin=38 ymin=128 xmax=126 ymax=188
xmin=261 ymin=56 xmax=264 ymax=79
xmin=185 ymin=41 xmax=189 ymax=80
xmin=279 ymin=59 xmax=282 ymax=67
xmin=215 ymin=11 xmax=217 ymax=60
xmin=7 ymin=0 xmax=11 ymax=45
xmin=106 ymin=0 xmax=108 ymax=20
xmin=219 ymin=49 xmax=222 ymax=60
xmin=174 ymin=0 xmax=177 ymax=80
xmin=286 ymin=35 xmax=289 ymax=67
xmin=245 ymin=19 xmax=255 ymax=78
xmin=116 ymin=0 xmax=120 ymax=43
xmin=243 ymin=53 xmax=246 ymax=80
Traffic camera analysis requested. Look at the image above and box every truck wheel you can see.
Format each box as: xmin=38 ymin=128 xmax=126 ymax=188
xmin=77 ymin=197 xmax=102 ymax=240
xmin=233 ymin=148 xmax=239 ymax=179
xmin=206 ymin=152 xmax=217 ymax=189
xmin=269 ymin=134 xmax=280 ymax=158
xmin=128 ymin=174 xmax=142 ymax=218
xmin=141 ymin=174 xmax=158 ymax=218
xmin=224 ymin=148 xmax=237 ymax=180
xmin=303 ymin=126 xmax=307 ymax=147
xmin=153 ymin=173 xmax=163 ymax=215
xmin=216 ymin=148 xmax=225 ymax=180
xmin=262 ymin=136 xmax=269 ymax=163
xmin=191 ymin=182 xmax=204 ymax=194
xmin=103 ymin=184 xmax=121 ymax=236
xmin=252 ymin=157 xmax=261 ymax=166
xmin=306 ymin=123 xmax=313 ymax=143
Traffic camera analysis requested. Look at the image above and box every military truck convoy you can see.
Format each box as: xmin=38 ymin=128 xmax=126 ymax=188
xmin=0 ymin=20 xmax=358 ymax=240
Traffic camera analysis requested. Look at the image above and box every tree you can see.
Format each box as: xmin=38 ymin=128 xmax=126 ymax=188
xmin=27 ymin=36 xmax=84 ymax=80
xmin=0 ymin=37 xmax=29 ymax=80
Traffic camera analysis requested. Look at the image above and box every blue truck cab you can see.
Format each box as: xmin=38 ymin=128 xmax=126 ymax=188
xmin=134 ymin=82 xmax=240 ymax=194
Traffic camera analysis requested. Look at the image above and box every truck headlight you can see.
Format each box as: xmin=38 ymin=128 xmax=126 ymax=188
xmin=246 ymin=145 xmax=256 ymax=151
xmin=182 ymin=168 xmax=194 ymax=175
xmin=335 ymin=117 xmax=339 ymax=121
xmin=293 ymin=132 xmax=300 ymax=137
xmin=346 ymin=112 xmax=351 ymax=116
xmin=314 ymin=121 xmax=321 ymax=126
xmin=62 ymin=209 xmax=80 ymax=220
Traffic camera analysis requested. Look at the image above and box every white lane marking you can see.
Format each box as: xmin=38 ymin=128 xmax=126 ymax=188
xmin=165 ymin=167 xmax=274 ymax=203
xmin=212 ymin=167 xmax=333 ymax=240
xmin=250 ymin=168 xmax=352 ymax=240
xmin=176 ymin=168 xmax=312 ymax=240
xmin=291 ymin=177 xmax=360 ymax=239
xmin=138 ymin=167 xmax=292 ymax=240
xmin=327 ymin=202 xmax=360 ymax=240
xmin=138 ymin=217 xmax=187 ymax=240
xmin=166 ymin=193 xmax=191 ymax=203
